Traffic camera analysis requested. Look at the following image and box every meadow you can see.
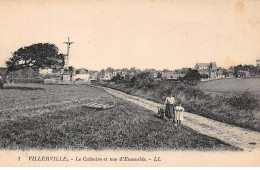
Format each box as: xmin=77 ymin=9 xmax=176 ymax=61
xmin=0 ymin=84 xmax=238 ymax=150
xmin=197 ymin=78 xmax=260 ymax=97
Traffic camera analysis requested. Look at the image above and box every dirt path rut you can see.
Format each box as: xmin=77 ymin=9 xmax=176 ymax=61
xmin=102 ymin=86 xmax=260 ymax=151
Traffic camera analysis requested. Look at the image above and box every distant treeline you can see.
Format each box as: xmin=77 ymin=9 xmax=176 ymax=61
xmin=232 ymin=64 xmax=260 ymax=77
xmin=0 ymin=63 xmax=259 ymax=81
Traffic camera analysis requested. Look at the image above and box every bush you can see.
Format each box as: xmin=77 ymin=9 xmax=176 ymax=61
xmin=201 ymin=74 xmax=209 ymax=79
xmin=111 ymin=73 xmax=123 ymax=82
xmin=227 ymin=91 xmax=259 ymax=111
xmin=182 ymin=69 xmax=202 ymax=85
xmin=9 ymin=79 xmax=44 ymax=84
xmin=0 ymin=78 xmax=3 ymax=87
xmin=129 ymin=72 xmax=155 ymax=89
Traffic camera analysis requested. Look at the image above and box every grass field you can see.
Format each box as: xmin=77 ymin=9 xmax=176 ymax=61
xmin=0 ymin=84 xmax=238 ymax=150
xmin=197 ymin=78 xmax=260 ymax=97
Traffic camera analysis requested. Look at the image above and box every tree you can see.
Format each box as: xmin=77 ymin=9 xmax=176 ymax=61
xmin=130 ymin=72 xmax=155 ymax=88
xmin=111 ymin=73 xmax=122 ymax=82
xmin=76 ymin=68 xmax=88 ymax=74
xmin=234 ymin=65 xmax=243 ymax=77
xmin=157 ymin=72 xmax=162 ymax=79
xmin=223 ymin=69 xmax=229 ymax=77
xmin=208 ymin=63 xmax=213 ymax=79
xmin=233 ymin=64 xmax=256 ymax=77
xmin=182 ymin=69 xmax=202 ymax=85
xmin=0 ymin=43 xmax=65 ymax=88
xmin=106 ymin=67 xmax=114 ymax=73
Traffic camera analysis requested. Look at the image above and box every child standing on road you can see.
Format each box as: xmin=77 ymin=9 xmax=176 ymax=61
xmin=174 ymin=102 xmax=184 ymax=126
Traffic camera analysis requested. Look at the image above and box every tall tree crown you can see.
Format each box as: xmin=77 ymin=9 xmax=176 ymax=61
xmin=6 ymin=43 xmax=65 ymax=72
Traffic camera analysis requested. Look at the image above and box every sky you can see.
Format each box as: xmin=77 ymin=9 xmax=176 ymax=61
xmin=0 ymin=0 xmax=260 ymax=71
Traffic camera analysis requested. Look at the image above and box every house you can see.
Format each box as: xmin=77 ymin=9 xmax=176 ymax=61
xmin=237 ymin=70 xmax=251 ymax=78
xmin=74 ymin=74 xmax=90 ymax=84
xmin=129 ymin=67 xmax=137 ymax=77
xmin=180 ymin=68 xmax=190 ymax=74
xmin=113 ymin=69 xmax=121 ymax=77
xmin=147 ymin=70 xmax=158 ymax=78
xmin=39 ymin=68 xmax=60 ymax=79
xmin=216 ymin=67 xmax=225 ymax=79
xmin=42 ymin=67 xmax=76 ymax=84
xmin=161 ymin=70 xmax=171 ymax=78
xmin=195 ymin=62 xmax=218 ymax=79
xmin=39 ymin=68 xmax=53 ymax=75
xmin=98 ymin=70 xmax=112 ymax=81
xmin=121 ymin=68 xmax=129 ymax=79
xmin=169 ymin=73 xmax=185 ymax=81
xmin=74 ymin=69 xmax=90 ymax=83
xmin=195 ymin=63 xmax=210 ymax=77
xmin=112 ymin=71 xmax=117 ymax=77
xmin=225 ymin=69 xmax=234 ymax=78
xmin=162 ymin=70 xmax=184 ymax=81
xmin=60 ymin=68 xmax=75 ymax=82
xmin=89 ymin=71 xmax=98 ymax=82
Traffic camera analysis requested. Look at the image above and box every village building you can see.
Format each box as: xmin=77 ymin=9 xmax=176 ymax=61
xmin=237 ymin=70 xmax=251 ymax=78
xmin=74 ymin=68 xmax=90 ymax=84
xmin=112 ymin=71 xmax=117 ymax=77
xmin=98 ymin=70 xmax=113 ymax=81
xmin=162 ymin=70 xmax=185 ymax=81
xmin=89 ymin=71 xmax=98 ymax=82
xmin=39 ymin=68 xmax=53 ymax=75
xmin=195 ymin=62 xmax=219 ymax=80
xmin=121 ymin=68 xmax=129 ymax=79
xmin=224 ymin=67 xmax=235 ymax=78
xmin=60 ymin=68 xmax=75 ymax=82
xmin=39 ymin=68 xmax=60 ymax=79
xmin=225 ymin=69 xmax=234 ymax=78
xmin=150 ymin=70 xmax=158 ymax=78
xmin=216 ymin=67 xmax=225 ymax=79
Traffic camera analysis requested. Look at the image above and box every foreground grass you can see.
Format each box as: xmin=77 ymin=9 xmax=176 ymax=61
xmin=0 ymin=84 xmax=238 ymax=150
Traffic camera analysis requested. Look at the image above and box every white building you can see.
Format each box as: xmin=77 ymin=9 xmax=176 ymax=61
xmin=39 ymin=68 xmax=53 ymax=75
xmin=75 ymin=73 xmax=90 ymax=83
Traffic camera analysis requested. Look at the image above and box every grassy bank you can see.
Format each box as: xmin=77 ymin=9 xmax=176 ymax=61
xmin=95 ymin=80 xmax=260 ymax=132
xmin=0 ymin=84 xmax=238 ymax=150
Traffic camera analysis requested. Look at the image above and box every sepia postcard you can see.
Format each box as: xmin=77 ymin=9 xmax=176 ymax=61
xmin=0 ymin=0 xmax=260 ymax=167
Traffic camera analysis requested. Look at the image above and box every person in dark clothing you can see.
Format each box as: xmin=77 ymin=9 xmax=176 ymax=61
xmin=164 ymin=93 xmax=175 ymax=122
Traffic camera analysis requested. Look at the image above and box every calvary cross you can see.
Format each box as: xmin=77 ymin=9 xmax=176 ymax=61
xmin=64 ymin=37 xmax=74 ymax=68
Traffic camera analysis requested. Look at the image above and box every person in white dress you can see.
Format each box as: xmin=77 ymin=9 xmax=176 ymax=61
xmin=174 ymin=102 xmax=184 ymax=126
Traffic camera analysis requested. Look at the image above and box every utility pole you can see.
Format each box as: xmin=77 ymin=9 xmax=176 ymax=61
xmin=64 ymin=37 xmax=74 ymax=68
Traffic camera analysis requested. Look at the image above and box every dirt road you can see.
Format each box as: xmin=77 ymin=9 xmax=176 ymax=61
xmin=101 ymin=86 xmax=260 ymax=151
